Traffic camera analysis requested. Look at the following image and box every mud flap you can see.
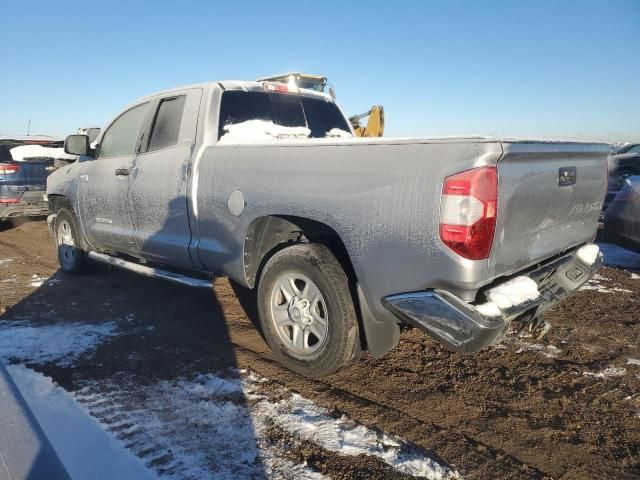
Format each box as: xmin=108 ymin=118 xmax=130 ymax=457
xmin=357 ymin=284 xmax=401 ymax=358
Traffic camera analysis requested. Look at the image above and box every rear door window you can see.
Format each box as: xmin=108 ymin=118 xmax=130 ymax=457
xmin=147 ymin=96 xmax=186 ymax=152
xmin=100 ymin=103 xmax=149 ymax=158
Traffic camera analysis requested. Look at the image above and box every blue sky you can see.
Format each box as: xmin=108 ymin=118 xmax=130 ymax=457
xmin=1 ymin=0 xmax=638 ymax=142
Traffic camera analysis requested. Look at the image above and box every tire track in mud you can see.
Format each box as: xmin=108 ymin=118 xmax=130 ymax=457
xmin=0 ymin=235 xmax=58 ymax=271
xmin=74 ymin=384 xmax=194 ymax=477
xmin=72 ymin=371 xmax=459 ymax=480
xmin=225 ymin=340 xmax=548 ymax=479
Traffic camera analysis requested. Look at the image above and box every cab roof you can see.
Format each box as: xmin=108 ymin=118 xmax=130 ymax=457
xmin=135 ymin=80 xmax=332 ymax=104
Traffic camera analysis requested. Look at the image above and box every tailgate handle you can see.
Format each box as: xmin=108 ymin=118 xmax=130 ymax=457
xmin=114 ymin=168 xmax=130 ymax=176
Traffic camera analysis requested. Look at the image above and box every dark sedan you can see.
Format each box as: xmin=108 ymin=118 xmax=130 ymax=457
xmin=605 ymin=143 xmax=640 ymax=211
xmin=604 ymin=175 xmax=640 ymax=253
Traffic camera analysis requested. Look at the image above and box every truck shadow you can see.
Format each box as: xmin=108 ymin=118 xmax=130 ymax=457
xmin=0 ymin=265 xmax=268 ymax=478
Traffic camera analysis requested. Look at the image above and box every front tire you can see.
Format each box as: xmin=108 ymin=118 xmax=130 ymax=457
xmin=54 ymin=208 xmax=87 ymax=274
xmin=257 ymin=244 xmax=361 ymax=378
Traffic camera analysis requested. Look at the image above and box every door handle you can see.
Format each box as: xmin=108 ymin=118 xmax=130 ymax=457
xmin=114 ymin=168 xmax=130 ymax=176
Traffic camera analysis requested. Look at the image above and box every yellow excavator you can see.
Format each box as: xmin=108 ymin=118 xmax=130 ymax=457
xmin=348 ymin=106 xmax=385 ymax=138
xmin=257 ymin=73 xmax=385 ymax=137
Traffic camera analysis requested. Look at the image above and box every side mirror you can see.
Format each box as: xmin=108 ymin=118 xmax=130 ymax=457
xmin=64 ymin=134 xmax=90 ymax=156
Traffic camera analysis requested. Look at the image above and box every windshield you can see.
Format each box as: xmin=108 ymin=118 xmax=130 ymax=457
xmin=218 ymin=91 xmax=351 ymax=140
xmin=616 ymin=144 xmax=640 ymax=154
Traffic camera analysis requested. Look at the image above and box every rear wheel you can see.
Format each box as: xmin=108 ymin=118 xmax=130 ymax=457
xmin=54 ymin=208 xmax=87 ymax=274
xmin=257 ymin=244 xmax=361 ymax=378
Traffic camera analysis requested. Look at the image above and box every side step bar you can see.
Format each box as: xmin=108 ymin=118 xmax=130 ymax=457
xmin=87 ymin=252 xmax=213 ymax=289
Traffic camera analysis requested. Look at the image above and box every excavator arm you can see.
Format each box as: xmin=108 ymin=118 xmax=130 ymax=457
xmin=349 ymin=105 xmax=385 ymax=137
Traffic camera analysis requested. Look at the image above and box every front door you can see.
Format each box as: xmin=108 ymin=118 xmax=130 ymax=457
xmin=77 ymin=102 xmax=150 ymax=254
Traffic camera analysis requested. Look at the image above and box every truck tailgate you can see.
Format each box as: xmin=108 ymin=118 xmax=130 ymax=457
xmin=489 ymin=141 xmax=609 ymax=278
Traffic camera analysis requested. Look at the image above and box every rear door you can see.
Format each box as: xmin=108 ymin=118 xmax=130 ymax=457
xmin=78 ymin=102 xmax=150 ymax=253
xmin=127 ymin=88 xmax=202 ymax=268
xmin=489 ymin=141 xmax=608 ymax=278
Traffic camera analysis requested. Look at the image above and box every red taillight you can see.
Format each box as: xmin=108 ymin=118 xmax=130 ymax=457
xmin=263 ymin=82 xmax=297 ymax=94
xmin=0 ymin=163 xmax=20 ymax=175
xmin=439 ymin=166 xmax=498 ymax=260
xmin=0 ymin=198 xmax=19 ymax=203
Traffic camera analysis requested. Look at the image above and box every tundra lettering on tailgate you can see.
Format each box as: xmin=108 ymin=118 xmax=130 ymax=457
xmin=568 ymin=201 xmax=602 ymax=217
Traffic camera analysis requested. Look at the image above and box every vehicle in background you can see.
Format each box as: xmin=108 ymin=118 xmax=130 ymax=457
xmin=605 ymin=142 xmax=640 ymax=211
xmin=77 ymin=127 xmax=101 ymax=143
xmin=603 ymin=176 xmax=640 ymax=253
xmin=349 ymin=105 xmax=384 ymax=137
xmin=612 ymin=143 xmax=640 ymax=155
xmin=257 ymin=72 xmax=329 ymax=93
xmin=0 ymin=136 xmax=74 ymax=221
xmin=258 ymin=72 xmax=385 ymax=137
xmin=48 ymin=80 xmax=607 ymax=378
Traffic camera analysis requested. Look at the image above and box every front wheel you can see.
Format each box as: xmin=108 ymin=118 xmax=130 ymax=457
xmin=257 ymin=244 xmax=361 ymax=378
xmin=54 ymin=208 xmax=87 ymax=274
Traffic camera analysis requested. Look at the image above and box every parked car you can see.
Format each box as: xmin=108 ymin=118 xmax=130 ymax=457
xmin=605 ymin=142 xmax=640 ymax=211
xmin=47 ymin=81 xmax=608 ymax=377
xmin=604 ymin=176 xmax=640 ymax=253
xmin=77 ymin=127 xmax=101 ymax=143
xmin=0 ymin=136 xmax=74 ymax=221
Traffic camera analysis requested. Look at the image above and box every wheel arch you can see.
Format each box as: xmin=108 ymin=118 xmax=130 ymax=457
xmin=243 ymin=215 xmax=401 ymax=356
xmin=48 ymin=195 xmax=91 ymax=251
xmin=48 ymin=193 xmax=73 ymax=213
xmin=243 ymin=215 xmax=356 ymax=289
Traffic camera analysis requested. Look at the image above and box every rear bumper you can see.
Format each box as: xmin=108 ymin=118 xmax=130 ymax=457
xmin=0 ymin=191 xmax=48 ymax=220
xmin=383 ymin=243 xmax=602 ymax=353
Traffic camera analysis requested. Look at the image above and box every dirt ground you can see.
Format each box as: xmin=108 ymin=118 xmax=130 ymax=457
xmin=1 ymin=218 xmax=639 ymax=479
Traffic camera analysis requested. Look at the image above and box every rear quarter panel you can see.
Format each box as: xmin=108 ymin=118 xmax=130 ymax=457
xmin=193 ymin=138 xmax=503 ymax=317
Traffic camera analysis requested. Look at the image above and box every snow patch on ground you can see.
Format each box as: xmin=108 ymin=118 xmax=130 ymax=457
xmin=579 ymin=273 xmax=632 ymax=294
xmin=7 ymin=365 xmax=157 ymax=480
xmin=218 ymin=120 xmax=311 ymax=144
xmin=475 ymin=276 xmax=540 ymax=317
xmin=515 ymin=342 xmax=562 ymax=358
xmin=72 ymin=370 xmax=458 ymax=480
xmin=0 ymin=321 xmax=118 ymax=366
xmin=576 ymin=244 xmax=601 ymax=265
xmin=30 ymin=274 xmax=45 ymax=287
xmin=598 ymin=243 xmax=640 ymax=270
xmin=627 ymin=358 xmax=640 ymax=366
xmin=25 ymin=273 xmax=62 ymax=288
xmin=583 ymin=367 xmax=627 ymax=379
xmin=256 ymin=388 xmax=458 ymax=479
xmin=0 ymin=258 xmax=13 ymax=266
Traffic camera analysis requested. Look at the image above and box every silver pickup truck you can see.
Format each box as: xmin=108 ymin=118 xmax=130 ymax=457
xmin=47 ymin=80 xmax=608 ymax=378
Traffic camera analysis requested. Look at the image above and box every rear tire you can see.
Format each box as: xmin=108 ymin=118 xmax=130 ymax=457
xmin=54 ymin=208 xmax=87 ymax=274
xmin=257 ymin=243 xmax=361 ymax=378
